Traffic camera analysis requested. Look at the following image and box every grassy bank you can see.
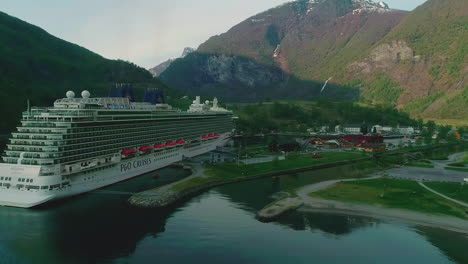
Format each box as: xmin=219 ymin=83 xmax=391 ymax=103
xmin=311 ymin=179 xmax=468 ymax=219
xmin=406 ymin=163 xmax=435 ymax=169
xmin=445 ymin=167 xmax=468 ymax=173
xmin=172 ymin=152 xmax=366 ymax=191
xmin=425 ymin=182 xmax=468 ymax=204
xmin=448 ymin=152 xmax=468 ymax=167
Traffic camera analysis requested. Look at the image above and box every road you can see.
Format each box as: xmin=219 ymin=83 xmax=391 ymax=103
xmin=386 ymin=151 xmax=467 ymax=183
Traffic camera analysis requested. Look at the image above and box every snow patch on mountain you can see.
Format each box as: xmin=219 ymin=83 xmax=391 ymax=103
xmin=352 ymin=0 xmax=390 ymax=12
xmin=149 ymin=47 xmax=194 ymax=77
xmin=351 ymin=0 xmax=391 ymax=15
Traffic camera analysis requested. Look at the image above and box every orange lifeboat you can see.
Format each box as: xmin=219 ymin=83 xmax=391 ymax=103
xmin=154 ymin=144 xmax=166 ymax=150
xmin=166 ymin=142 xmax=177 ymax=147
xmin=121 ymin=149 xmax=137 ymax=157
xmin=139 ymin=146 xmax=153 ymax=153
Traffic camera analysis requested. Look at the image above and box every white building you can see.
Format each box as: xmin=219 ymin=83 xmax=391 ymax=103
xmin=342 ymin=124 xmax=362 ymax=134
xmin=398 ymin=126 xmax=415 ymax=135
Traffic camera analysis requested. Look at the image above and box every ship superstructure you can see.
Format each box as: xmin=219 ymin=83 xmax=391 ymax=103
xmin=0 ymin=90 xmax=234 ymax=208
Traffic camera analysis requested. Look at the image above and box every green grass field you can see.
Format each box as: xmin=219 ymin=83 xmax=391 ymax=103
xmin=311 ymin=179 xmax=468 ymax=219
xmin=445 ymin=167 xmax=468 ymax=172
xmin=172 ymin=152 xmax=365 ymax=191
xmin=425 ymin=182 xmax=468 ymax=204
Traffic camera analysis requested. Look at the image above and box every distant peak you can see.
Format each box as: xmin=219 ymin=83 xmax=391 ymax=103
xmin=352 ymin=0 xmax=390 ymax=9
xmin=304 ymin=0 xmax=390 ymax=11
xmin=181 ymin=47 xmax=195 ymax=57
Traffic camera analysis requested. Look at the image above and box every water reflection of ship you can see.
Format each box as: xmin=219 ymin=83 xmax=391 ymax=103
xmin=0 ymin=168 xmax=189 ymax=264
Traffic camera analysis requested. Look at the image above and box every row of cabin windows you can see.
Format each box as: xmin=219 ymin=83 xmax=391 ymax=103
xmin=13 ymin=120 xmax=231 ymax=148
xmin=155 ymin=153 xmax=178 ymax=161
xmin=66 ymin=117 xmax=232 ymax=134
xmin=63 ymin=123 xmax=232 ymax=141
xmin=0 ymin=177 xmax=12 ymax=181
xmin=58 ymin=125 xmax=231 ymax=151
xmin=58 ymin=139 xmax=184 ymax=162
xmin=82 ymin=165 xmax=114 ymax=175
xmin=4 ymin=182 xmax=69 ymax=190
xmin=18 ymin=178 xmax=33 ymax=183
xmin=61 ymin=125 xmax=229 ymax=146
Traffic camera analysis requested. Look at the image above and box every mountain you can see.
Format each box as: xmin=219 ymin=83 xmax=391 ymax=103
xmin=349 ymin=0 xmax=468 ymax=123
xmin=149 ymin=47 xmax=194 ymax=77
xmin=159 ymin=0 xmax=468 ymax=124
xmin=0 ymin=11 xmax=166 ymax=133
xmin=159 ymin=0 xmax=407 ymax=102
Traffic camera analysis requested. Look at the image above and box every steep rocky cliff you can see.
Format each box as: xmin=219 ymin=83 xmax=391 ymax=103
xmin=161 ymin=52 xmax=359 ymax=102
xmin=159 ymin=0 xmax=467 ymax=123
xmin=349 ymin=0 xmax=468 ymax=122
xmin=160 ymin=0 xmax=405 ymax=102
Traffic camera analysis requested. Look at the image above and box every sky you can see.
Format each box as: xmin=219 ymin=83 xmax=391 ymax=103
xmin=2 ymin=0 xmax=427 ymax=69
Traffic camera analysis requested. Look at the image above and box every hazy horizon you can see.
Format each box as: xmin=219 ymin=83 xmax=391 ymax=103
xmin=2 ymin=0 xmax=427 ymax=69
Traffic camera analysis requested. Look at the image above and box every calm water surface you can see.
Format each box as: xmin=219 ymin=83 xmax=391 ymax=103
xmin=1 ymin=165 xmax=467 ymax=264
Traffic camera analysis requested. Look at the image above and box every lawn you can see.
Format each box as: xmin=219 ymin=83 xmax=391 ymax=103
xmin=207 ymin=152 xmax=365 ymax=178
xmin=311 ymin=179 xmax=468 ymax=219
xmin=445 ymin=167 xmax=468 ymax=173
xmin=172 ymin=152 xmax=366 ymax=191
xmin=425 ymin=182 xmax=468 ymax=204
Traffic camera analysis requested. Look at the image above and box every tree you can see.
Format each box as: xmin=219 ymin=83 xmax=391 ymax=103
xmin=458 ymin=127 xmax=466 ymax=136
xmin=423 ymin=121 xmax=437 ymax=144
xmin=447 ymin=133 xmax=458 ymax=144
xmin=438 ymin=125 xmax=452 ymax=140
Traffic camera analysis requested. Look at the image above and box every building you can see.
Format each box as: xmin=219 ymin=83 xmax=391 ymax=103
xmin=209 ymin=150 xmax=237 ymax=164
xmin=448 ymin=130 xmax=462 ymax=140
xmin=372 ymin=125 xmax=394 ymax=134
xmin=342 ymin=124 xmax=362 ymax=134
xmin=398 ymin=126 xmax=415 ymax=135
xmin=341 ymin=135 xmax=384 ymax=144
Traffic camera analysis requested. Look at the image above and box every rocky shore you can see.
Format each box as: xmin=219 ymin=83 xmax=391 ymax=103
xmin=256 ymin=197 xmax=303 ymax=222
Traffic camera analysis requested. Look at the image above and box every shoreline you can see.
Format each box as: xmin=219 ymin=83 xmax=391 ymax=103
xmin=298 ymin=202 xmax=468 ymax=235
xmin=258 ymin=170 xmax=468 ymax=234
xmin=127 ymin=157 xmax=371 ymax=208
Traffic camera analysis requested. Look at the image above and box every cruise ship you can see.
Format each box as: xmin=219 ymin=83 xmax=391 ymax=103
xmin=0 ymin=89 xmax=234 ymax=208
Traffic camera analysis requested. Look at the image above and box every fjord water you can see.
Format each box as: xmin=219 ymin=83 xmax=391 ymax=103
xmin=0 ymin=166 xmax=467 ymax=264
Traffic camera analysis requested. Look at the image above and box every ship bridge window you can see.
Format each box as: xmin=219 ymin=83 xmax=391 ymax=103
xmin=41 ymin=186 xmax=48 ymax=190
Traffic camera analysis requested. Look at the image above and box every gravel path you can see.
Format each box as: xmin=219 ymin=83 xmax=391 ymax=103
xmin=419 ymin=182 xmax=468 ymax=208
xmin=431 ymin=152 xmax=465 ymax=169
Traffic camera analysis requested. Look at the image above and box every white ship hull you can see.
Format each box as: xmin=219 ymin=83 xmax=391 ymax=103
xmin=0 ymin=135 xmax=231 ymax=208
